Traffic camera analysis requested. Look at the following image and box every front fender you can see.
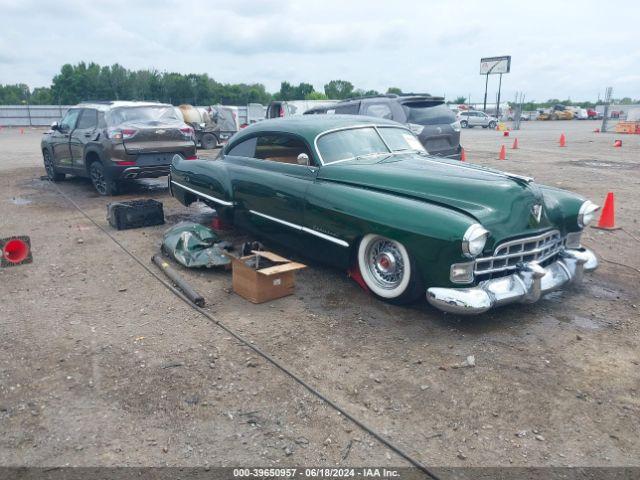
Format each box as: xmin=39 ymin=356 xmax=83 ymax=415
xmin=540 ymin=185 xmax=585 ymax=234
xmin=305 ymin=180 xmax=477 ymax=287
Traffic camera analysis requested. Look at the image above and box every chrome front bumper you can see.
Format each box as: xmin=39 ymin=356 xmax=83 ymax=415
xmin=426 ymin=248 xmax=598 ymax=315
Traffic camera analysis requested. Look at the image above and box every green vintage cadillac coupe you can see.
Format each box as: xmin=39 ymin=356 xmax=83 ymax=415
xmin=169 ymin=115 xmax=599 ymax=314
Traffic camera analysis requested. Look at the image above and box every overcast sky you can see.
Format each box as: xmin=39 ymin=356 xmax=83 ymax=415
xmin=1 ymin=0 xmax=638 ymax=102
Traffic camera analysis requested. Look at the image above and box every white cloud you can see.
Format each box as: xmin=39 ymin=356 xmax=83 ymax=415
xmin=0 ymin=0 xmax=638 ymax=101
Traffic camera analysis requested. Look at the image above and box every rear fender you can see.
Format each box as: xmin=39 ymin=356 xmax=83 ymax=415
xmin=170 ymin=158 xmax=234 ymax=219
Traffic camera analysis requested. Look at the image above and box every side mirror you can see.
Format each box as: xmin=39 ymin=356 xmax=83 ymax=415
xmin=297 ymin=153 xmax=310 ymax=166
xmin=51 ymin=121 xmax=59 ymax=131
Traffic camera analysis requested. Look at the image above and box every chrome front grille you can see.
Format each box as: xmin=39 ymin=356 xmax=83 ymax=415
xmin=475 ymin=230 xmax=564 ymax=276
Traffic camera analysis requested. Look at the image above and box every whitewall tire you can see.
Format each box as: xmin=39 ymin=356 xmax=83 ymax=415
xmin=357 ymin=234 xmax=414 ymax=300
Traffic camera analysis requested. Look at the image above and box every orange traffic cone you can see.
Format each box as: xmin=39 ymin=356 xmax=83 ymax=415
xmin=614 ymin=139 xmax=622 ymax=148
xmin=593 ymin=192 xmax=618 ymax=230
xmin=512 ymin=138 xmax=519 ymax=149
xmin=559 ymin=133 xmax=566 ymax=147
xmin=499 ymin=145 xmax=506 ymax=160
xmin=460 ymin=148 xmax=467 ymax=162
xmin=20 ymin=128 xmax=24 ymax=135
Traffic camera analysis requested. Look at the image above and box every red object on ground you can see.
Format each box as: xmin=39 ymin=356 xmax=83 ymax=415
xmin=460 ymin=148 xmax=467 ymax=162
xmin=512 ymin=138 xmax=519 ymax=149
xmin=594 ymin=128 xmax=600 ymax=133
xmin=594 ymin=192 xmax=616 ymax=230
xmin=503 ymin=131 xmax=510 ymax=137
xmin=499 ymin=145 xmax=507 ymax=160
xmin=1 ymin=236 xmax=32 ymax=267
xmin=20 ymin=128 xmax=24 ymax=135
xmin=559 ymin=133 xmax=566 ymax=147
xmin=347 ymin=264 xmax=370 ymax=293
xmin=614 ymin=139 xmax=622 ymax=147
xmin=3 ymin=239 xmax=29 ymax=263
xmin=211 ymin=217 xmax=233 ymax=231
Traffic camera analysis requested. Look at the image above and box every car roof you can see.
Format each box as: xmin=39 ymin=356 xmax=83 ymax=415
xmin=231 ymin=115 xmax=404 ymax=144
xmin=75 ymin=101 xmax=173 ymax=111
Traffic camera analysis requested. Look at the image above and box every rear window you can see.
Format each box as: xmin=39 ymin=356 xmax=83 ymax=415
xmin=402 ymin=101 xmax=456 ymax=125
xmin=106 ymin=106 xmax=182 ymax=125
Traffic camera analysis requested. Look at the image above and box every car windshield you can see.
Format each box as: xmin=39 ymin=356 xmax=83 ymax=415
xmin=378 ymin=127 xmax=426 ymax=153
xmin=106 ymin=106 xmax=182 ymax=125
xmin=402 ymin=101 xmax=456 ymax=125
xmin=317 ymin=126 xmax=423 ymax=164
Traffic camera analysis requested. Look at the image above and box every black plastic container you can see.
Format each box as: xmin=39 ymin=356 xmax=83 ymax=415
xmin=107 ymin=199 xmax=165 ymax=230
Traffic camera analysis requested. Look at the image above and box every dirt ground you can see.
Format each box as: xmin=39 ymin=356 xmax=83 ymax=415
xmin=0 ymin=121 xmax=638 ymax=470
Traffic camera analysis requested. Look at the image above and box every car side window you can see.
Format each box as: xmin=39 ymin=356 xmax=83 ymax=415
xmin=227 ymin=137 xmax=257 ymax=157
xmin=76 ymin=109 xmax=98 ymax=129
xmin=59 ymin=109 xmax=81 ymax=131
xmin=254 ymin=134 xmax=313 ymax=165
xmin=335 ymin=103 xmax=359 ymax=114
xmin=363 ymin=103 xmax=393 ymax=120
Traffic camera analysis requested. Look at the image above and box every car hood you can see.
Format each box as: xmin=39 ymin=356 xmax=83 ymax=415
xmin=317 ymin=153 xmax=557 ymax=243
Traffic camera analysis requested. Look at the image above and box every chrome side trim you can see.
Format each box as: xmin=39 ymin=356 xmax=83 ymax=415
xmin=249 ymin=209 xmax=301 ymax=230
xmin=301 ymin=227 xmax=350 ymax=247
xmin=170 ymin=180 xmax=234 ymax=206
xmin=249 ymin=210 xmax=349 ymax=247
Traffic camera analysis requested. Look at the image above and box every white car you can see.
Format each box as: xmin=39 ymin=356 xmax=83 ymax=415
xmin=457 ymin=110 xmax=498 ymax=129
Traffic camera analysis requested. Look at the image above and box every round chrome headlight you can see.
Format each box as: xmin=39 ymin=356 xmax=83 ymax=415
xmin=462 ymin=224 xmax=489 ymax=258
xmin=577 ymin=200 xmax=599 ymax=228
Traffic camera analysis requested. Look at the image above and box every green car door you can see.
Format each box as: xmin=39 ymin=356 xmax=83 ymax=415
xmin=224 ymin=132 xmax=317 ymax=244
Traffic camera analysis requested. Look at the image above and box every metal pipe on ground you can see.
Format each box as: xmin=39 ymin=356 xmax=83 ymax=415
xmin=151 ymin=253 xmax=205 ymax=307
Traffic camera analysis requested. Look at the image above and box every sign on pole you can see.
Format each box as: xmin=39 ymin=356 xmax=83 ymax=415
xmin=480 ymin=55 xmax=511 ymax=115
xmin=480 ymin=56 xmax=511 ymax=75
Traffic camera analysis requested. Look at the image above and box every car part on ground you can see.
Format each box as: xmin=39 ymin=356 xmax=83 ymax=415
xmin=169 ymin=115 xmax=599 ymax=313
xmin=107 ymin=199 xmax=165 ymax=230
xmin=1 ymin=235 xmax=32 ymax=267
xmin=162 ymin=222 xmax=231 ymax=268
xmin=41 ymin=101 xmax=197 ymax=195
xmin=151 ymin=253 xmax=205 ymax=307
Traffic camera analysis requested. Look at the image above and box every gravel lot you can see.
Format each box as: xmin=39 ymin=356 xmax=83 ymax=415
xmin=0 ymin=121 xmax=638 ymax=469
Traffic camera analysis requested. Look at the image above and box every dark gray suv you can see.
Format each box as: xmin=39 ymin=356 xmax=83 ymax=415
xmin=306 ymin=94 xmax=462 ymax=159
xmin=41 ymin=101 xmax=197 ymax=195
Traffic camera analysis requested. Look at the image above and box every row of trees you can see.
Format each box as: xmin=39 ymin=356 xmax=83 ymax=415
xmin=0 ymin=62 xmax=402 ymax=106
xmin=2 ymin=62 xmax=638 ymax=107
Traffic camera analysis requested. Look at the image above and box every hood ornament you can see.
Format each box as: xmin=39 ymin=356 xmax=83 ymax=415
xmin=531 ymin=204 xmax=543 ymax=223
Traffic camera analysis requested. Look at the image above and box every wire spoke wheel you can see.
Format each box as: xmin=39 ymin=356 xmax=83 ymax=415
xmin=365 ymin=238 xmax=405 ymax=289
xmin=357 ymin=234 xmax=417 ymax=301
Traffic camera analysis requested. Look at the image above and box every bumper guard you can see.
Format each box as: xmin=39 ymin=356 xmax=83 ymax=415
xmin=426 ymin=248 xmax=598 ymax=315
